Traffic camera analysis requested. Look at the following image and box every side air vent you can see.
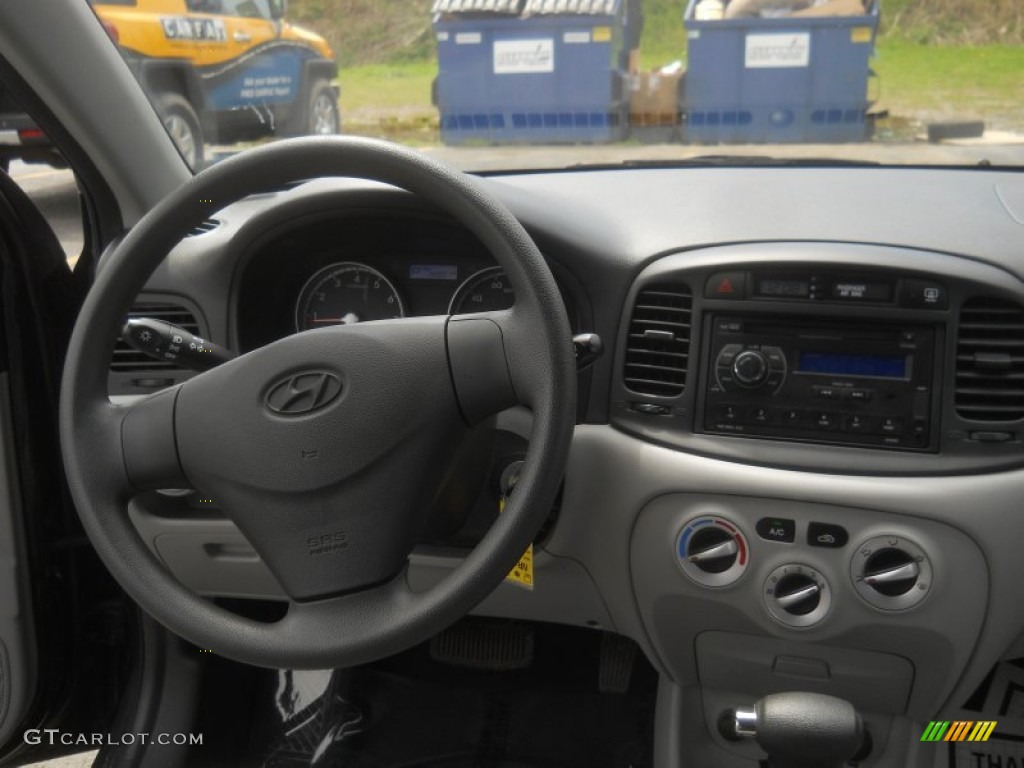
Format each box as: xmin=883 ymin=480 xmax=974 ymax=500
xmin=110 ymin=302 xmax=201 ymax=371
xmin=623 ymin=284 xmax=692 ymax=398
xmin=955 ymin=297 xmax=1024 ymax=421
xmin=186 ymin=219 xmax=219 ymax=237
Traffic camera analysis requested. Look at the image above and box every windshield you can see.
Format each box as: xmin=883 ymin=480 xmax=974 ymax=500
xmin=87 ymin=0 xmax=1024 ymax=171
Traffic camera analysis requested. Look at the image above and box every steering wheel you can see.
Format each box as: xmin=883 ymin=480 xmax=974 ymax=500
xmin=59 ymin=137 xmax=576 ymax=669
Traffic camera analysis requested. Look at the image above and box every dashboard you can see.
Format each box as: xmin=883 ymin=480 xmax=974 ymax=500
xmin=113 ymin=167 xmax=1024 ymax=768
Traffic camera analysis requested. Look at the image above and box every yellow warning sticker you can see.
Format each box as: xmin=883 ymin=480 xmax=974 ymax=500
xmin=499 ymin=496 xmax=534 ymax=590
xmin=851 ymin=26 xmax=872 ymax=43
xmin=507 ymin=544 xmax=534 ymax=589
xmin=592 ymin=26 xmax=612 ymax=42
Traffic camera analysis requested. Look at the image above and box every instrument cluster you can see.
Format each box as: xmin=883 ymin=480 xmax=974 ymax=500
xmin=235 ymin=214 xmax=574 ymax=352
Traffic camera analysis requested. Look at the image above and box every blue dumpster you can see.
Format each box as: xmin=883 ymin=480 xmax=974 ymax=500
xmin=682 ymin=0 xmax=879 ymax=143
xmin=432 ymin=0 xmax=641 ymax=145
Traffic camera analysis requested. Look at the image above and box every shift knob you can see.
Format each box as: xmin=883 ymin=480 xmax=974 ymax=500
xmin=721 ymin=692 xmax=867 ymax=768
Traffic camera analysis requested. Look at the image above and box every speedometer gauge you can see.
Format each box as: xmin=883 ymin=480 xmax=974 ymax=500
xmin=295 ymin=262 xmax=405 ymax=332
xmin=448 ymin=267 xmax=515 ymax=315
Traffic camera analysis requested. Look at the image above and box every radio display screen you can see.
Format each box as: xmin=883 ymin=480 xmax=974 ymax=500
xmin=798 ymin=352 xmax=908 ymax=379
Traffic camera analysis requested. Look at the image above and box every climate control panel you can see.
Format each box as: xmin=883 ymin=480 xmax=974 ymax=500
xmin=672 ymin=507 xmax=940 ymax=630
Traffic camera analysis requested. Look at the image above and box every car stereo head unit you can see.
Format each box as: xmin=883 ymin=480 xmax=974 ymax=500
xmin=702 ymin=315 xmax=939 ymax=451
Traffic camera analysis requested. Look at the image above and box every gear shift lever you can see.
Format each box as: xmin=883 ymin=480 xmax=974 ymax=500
xmin=719 ymin=692 xmax=869 ymax=768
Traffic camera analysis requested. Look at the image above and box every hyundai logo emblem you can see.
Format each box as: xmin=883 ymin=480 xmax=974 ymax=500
xmin=265 ymin=371 xmax=342 ymax=415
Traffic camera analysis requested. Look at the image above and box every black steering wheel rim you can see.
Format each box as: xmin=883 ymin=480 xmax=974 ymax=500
xmin=59 ymin=136 xmax=576 ymax=669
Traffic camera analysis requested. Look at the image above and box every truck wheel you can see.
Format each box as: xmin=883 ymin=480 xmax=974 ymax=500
xmin=157 ymin=92 xmax=204 ymax=171
xmin=307 ymin=79 xmax=340 ymax=135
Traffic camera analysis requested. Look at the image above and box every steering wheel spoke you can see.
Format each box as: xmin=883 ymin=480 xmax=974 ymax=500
xmin=447 ymin=305 xmax=569 ymax=422
xmin=120 ymin=386 xmax=187 ymax=491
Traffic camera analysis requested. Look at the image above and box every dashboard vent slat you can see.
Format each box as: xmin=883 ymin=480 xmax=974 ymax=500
xmin=186 ymin=218 xmax=220 ymax=237
xmin=110 ymin=302 xmax=200 ymax=372
xmin=623 ymin=283 xmax=692 ymax=398
xmin=955 ymin=297 xmax=1024 ymax=421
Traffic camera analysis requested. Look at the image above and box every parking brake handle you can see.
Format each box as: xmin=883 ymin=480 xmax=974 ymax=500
xmin=121 ymin=317 xmax=236 ymax=372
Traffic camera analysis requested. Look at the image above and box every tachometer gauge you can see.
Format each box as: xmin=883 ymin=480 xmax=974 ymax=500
xmin=295 ymin=262 xmax=405 ymax=332
xmin=448 ymin=266 xmax=515 ymax=315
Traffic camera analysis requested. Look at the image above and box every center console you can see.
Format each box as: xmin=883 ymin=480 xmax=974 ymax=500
xmin=592 ymin=243 xmax=1024 ymax=764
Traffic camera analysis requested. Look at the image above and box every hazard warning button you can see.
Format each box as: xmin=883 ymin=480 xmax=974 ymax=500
xmin=705 ymin=271 xmax=746 ymax=299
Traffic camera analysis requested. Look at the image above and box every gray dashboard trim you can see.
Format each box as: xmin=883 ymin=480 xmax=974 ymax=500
xmin=552 ymin=426 xmax=1012 ymax=717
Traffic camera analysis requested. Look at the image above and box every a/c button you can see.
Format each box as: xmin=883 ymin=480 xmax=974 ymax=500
xmin=756 ymin=517 xmax=796 ymax=543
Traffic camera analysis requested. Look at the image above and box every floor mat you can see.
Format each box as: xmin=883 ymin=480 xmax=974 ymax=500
xmin=947 ymin=661 xmax=1024 ymax=768
xmin=257 ymin=621 xmax=657 ymax=768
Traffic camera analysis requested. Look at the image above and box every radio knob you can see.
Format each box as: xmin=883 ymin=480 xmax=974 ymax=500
xmin=733 ymin=350 xmax=769 ymax=387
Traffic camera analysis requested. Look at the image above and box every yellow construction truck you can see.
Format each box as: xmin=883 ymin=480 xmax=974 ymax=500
xmin=92 ymin=0 xmax=340 ymax=167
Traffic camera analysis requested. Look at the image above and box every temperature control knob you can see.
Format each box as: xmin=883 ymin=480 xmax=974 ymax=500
xmin=764 ymin=564 xmax=831 ymax=628
xmin=676 ymin=516 xmax=749 ymax=588
xmin=851 ymin=535 xmax=932 ymax=611
xmin=733 ymin=350 xmax=769 ymax=387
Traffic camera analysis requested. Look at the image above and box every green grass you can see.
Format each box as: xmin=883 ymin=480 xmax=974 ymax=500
xmin=872 ymin=38 xmax=1024 ymax=128
xmin=339 ymin=60 xmax=438 ymax=142
xmin=636 ymin=3 xmax=690 ymax=69
xmin=341 ymin=61 xmax=435 ymax=114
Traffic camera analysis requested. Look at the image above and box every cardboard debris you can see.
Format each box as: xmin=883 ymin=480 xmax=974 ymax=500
xmin=629 ymin=69 xmax=682 ymax=126
xmin=721 ymin=0 xmax=866 ymax=19
xmin=791 ymin=0 xmax=867 ymax=18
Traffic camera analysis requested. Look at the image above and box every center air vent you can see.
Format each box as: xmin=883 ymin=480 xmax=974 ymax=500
xmin=110 ymin=302 xmax=200 ymax=372
xmin=623 ymin=284 xmax=692 ymax=398
xmin=955 ymin=297 xmax=1024 ymax=421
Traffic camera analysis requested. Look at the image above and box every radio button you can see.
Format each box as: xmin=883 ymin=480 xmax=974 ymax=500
xmin=763 ymin=347 xmax=787 ymax=369
xmin=783 ymin=408 xmax=804 ymax=426
xmin=716 ymin=367 xmax=739 ymax=391
xmin=845 ymin=388 xmax=873 ymax=402
xmin=715 ymin=344 xmax=743 ymax=367
xmin=813 ymin=386 xmax=839 ymax=400
xmin=749 ymin=406 xmax=777 ymax=425
xmin=879 ymin=417 xmax=905 ymax=436
xmin=812 ymin=412 xmax=839 ymax=430
xmin=843 ymin=414 xmax=872 ymax=433
xmin=713 ymin=404 xmax=743 ymax=424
